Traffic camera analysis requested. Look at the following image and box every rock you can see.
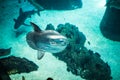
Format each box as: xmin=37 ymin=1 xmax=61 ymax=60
xmin=52 ymin=23 xmax=112 ymax=80
xmin=106 ymin=0 xmax=120 ymax=9
xmin=0 ymin=62 xmax=11 ymax=80
xmin=46 ymin=77 xmax=54 ymax=80
xmin=45 ymin=24 xmax=55 ymax=30
xmin=56 ymin=23 xmax=86 ymax=51
xmin=0 ymin=56 xmax=39 ymax=75
xmin=28 ymin=0 xmax=83 ymax=10
xmin=79 ymin=48 xmax=112 ymax=80
xmin=100 ymin=7 xmax=120 ymax=41
xmin=0 ymin=47 xmax=11 ymax=57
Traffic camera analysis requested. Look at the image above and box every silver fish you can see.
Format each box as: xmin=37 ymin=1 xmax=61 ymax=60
xmin=26 ymin=22 xmax=68 ymax=60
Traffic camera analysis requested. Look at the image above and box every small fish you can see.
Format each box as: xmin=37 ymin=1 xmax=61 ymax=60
xmin=26 ymin=22 xmax=68 ymax=60
xmin=13 ymin=8 xmax=40 ymax=29
xmin=87 ymin=41 xmax=90 ymax=45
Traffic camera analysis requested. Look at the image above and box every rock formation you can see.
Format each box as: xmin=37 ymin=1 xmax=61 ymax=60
xmin=49 ymin=23 xmax=112 ymax=80
xmin=100 ymin=0 xmax=120 ymax=41
xmin=0 ymin=56 xmax=38 ymax=80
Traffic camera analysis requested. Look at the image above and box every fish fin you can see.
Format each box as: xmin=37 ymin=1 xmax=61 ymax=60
xmin=37 ymin=50 xmax=45 ymax=60
xmin=37 ymin=10 xmax=40 ymax=16
xmin=23 ymin=23 xmax=30 ymax=26
xmin=19 ymin=8 xmax=23 ymax=15
xmin=13 ymin=19 xmax=17 ymax=22
xmin=30 ymin=22 xmax=42 ymax=32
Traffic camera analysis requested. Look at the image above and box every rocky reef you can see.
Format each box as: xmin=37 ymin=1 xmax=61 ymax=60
xmin=0 ymin=48 xmax=38 ymax=80
xmin=48 ymin=23 xmax=112 ymax=80
xmin=0 ymin=56 xmax=38 ymax=75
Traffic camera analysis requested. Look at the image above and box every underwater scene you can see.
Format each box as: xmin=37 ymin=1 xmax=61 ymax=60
xmin=0 ymin=0 xmax=120 ymax=80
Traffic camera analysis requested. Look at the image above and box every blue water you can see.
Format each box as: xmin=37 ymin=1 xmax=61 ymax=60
xmin=0 ymin=0 xmax=120 ymax=80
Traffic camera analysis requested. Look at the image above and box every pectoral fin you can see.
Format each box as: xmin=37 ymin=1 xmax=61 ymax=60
xmin=37 ymin=50 xmax=45 ymax=60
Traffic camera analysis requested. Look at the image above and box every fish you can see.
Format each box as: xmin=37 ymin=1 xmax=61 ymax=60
xmin=26 ymin=22 xmax=68 ymax=60
xmin=13 ymin=8 xmax=40 ymax=29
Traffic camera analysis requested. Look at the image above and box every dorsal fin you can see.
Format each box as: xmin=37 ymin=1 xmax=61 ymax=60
xmin=30 ymin=22 xmax=42 ymax=32
xmin=19 ymin=8 xmax=23 ymax=15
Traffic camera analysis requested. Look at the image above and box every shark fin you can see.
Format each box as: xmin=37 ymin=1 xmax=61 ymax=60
xmin=37 ymin=10 xmax=40 ymax=16
xmin=37 ymin=50 xmax=45 ymax=60
xmin=13 ymin=19 xmax=17 ymax=22
xmin=19 ymin=8 xmax=23 ymax=15
xmin=23 ymin=23 xmax=30 ymax=26
xmin=30 ymin=22 xmax=42 ymax=33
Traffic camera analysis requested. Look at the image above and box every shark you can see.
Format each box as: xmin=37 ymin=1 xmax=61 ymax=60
xmin=13 ymin=8 xmax=40 ymax=29
xmin=26 ymin=22 xmax=68 ymax=60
